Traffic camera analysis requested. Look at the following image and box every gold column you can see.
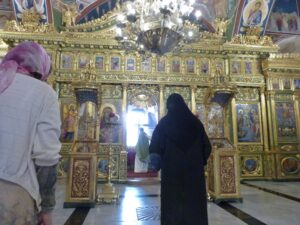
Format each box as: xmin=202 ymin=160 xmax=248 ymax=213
xmin=260 ymin=87 xmax=272 ymax=179
xmin=159 ymin=84 xmax=165 ymax=119
xmin=64 ymin=86 xmax=99 ymax=208
xmin=260 ymin=87 xmax=269 ymax=151
xmin=225 ymin=58 xmax=229 ymax=76
xmin=266 ymin=91 xmax=276 ymax=149
xmin=122 ymin=83 xmax=128 ymax=145
xmin=266 ymin=91 xmax=276 ymax=178
xmin=231 ymin=97 xmax=238 ymax=147
xmin=191 ymin=85 xmax=197 ymax=114
xmin=295 ymin=94 xmax=300 ymax=149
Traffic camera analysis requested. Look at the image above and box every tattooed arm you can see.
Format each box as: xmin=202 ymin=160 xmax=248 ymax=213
xmin=36 ymin=165 xmax=57 ymax=212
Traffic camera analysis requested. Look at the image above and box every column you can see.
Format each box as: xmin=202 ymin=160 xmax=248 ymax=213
xmin=231 ymin=97 xmax=238 ymax=147
xmin=122 ymin=83 xmax=128 ymax=145
xmin=159 ymin=84 xmax=165 ymax=119
xmin=260 ymin=87 xmax=269 ymax=152
xmin=64 ymin=86 xmax=99 ymax=208
xmin=191 ymin=85 xmax=197 ymax=114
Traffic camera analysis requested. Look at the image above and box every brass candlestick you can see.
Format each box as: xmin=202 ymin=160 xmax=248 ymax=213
xmin=97 ymin=146 xmax=119 ymax=203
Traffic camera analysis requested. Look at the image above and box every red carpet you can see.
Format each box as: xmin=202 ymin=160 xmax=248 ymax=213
xmin=127 ymin=171 xmax=158 ymax=178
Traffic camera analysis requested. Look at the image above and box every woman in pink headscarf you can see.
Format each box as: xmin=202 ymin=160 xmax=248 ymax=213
xmin=0 ymin=41 xmax=51 ymax=93
xmin=0 ymin=42 xmax=61 ymax=225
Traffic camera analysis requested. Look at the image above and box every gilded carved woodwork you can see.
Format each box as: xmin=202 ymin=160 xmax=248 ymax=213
xmin=127 ymin=84 xmax=159 ymax=106
xmin=4 ymin=9 xmax=56 ymax=33
xmin=236 ymin=88 xmax=260 ymax=102
xmin=220 ymin=156 xmax=236 ymax=194
xmin=71 ymin=158 xmax=90 ymax=198
xmin=207 ymin=139 xmax=241 ymax=202
xmin=238 ymin=145 xmax=263 ymax=152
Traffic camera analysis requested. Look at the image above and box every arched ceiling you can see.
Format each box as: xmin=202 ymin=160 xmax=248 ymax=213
xmin=0 ymin=0 xmax=300 ymax=52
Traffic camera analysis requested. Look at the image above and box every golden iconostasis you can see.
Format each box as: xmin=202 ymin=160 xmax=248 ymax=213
xmin=0 ymin=21 xmax=300 ymax=182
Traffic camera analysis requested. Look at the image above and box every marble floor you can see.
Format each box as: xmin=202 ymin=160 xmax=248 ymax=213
xmin=53 ymin=178 xmax=300 ymax=225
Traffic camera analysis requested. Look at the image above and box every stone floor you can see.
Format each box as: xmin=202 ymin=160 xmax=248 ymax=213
xmin=53 ymin=178 xmax=300 ymax=225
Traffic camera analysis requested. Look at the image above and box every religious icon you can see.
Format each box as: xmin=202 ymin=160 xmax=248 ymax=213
xmin=99 ymin=105 xmax=121 ymax=143
xmin=272 ymin=81 xmax=280 ymax=90
xmin=294 ymin=80 xmax=300 ymax=89
xmin=242 ymin=0 xmax=268 ymax=28
xmin=200 ymin=60 xmax=209 ymax=74
xmin=236 ymin=103 xmax=261 ymax=143
xmin=98 ymin=159 xmax=108 ymax=175
xmin=207 ymin=104 xmax=224 ymax=138
xmin=171 ymin=59 xmax=180 ymax=73
xmin=216 ymin=62 xmax=223 ymax=76
xmin=111 ymin=56 xmax=120 ymax=71
xmin=157 ymin=58 xmax=166 ymax=72
xmin=78 ymin=55 xmax=89 ymax=69
xmin=283 ymin=80 xmax=291 ymax=90
xmin=281 ymin=157 xmax=300 ymax=174
xmin=141 ymin=58 xmax=151 ymax=72
xmin=61 ymin=104 xmax=77 ymax=142
xmin=245 ymin=62 xmax=252 ymax=74
xmin=186 ymin=59 xmax=195 ymax=73
xmin=95 ymin=56 xmax=104 ymax=70
xmin=126 ymin=57 xmax=135 ymax=71
xmin=275 ymin=102 xmax=297 ymax=141
xmin=244 ymin=158 xmax=258 ymax=173
xmin=61 ymin=54 xmax=72 ymax=69
xmin=246 ymin=1 xmax=263 ymax=26
xmin=231 ymin=61 xmax=240 ymax=74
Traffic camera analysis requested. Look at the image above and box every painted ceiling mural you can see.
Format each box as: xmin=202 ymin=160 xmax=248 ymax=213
xmin=0 ymin=0 xmax=14 ymax=27
xmin=233 ymin=0 xmax=276 ymax=35
xmin=266 ymin=0 xmax=300 ymax=36
xmin=0 ymin=0 xmax=300 ymax=51
xmin=0 ymin=0 xmax=234 ymax=26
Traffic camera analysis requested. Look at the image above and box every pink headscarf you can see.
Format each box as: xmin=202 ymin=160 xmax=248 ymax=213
xmin=0 ymin=41 xmax=51 ymax=94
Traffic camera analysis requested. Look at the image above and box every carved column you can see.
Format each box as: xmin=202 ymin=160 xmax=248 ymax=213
xmin=260 ymin=87 xmax=272 ymax=179
xmin=225 ymin=58 xmax=229 ymax=76
xmin=265 ymin=90 xmax=276 ymax=179
xmin=295 ymin=94 xmax=300 ymax=149
xmin=64 ymin=85 xmax=99 ymax=208
xmin=191 ymin=85 xmax=197 ymax=114
xmin=159 ymin=84 xmax=165 ymax=119
xmin=260 ymin=87 xmax=269 ymax=151
xmin=122 ymin=83 xmax=128 ymax=145
xmin=231 ymin=97 xmax=238 ymax=147
xmin=266 ymin=91 xmax=276 ymax=150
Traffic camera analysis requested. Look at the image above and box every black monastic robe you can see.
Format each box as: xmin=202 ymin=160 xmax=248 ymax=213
xmin=149 ymin=117 xmax=211 ymax=225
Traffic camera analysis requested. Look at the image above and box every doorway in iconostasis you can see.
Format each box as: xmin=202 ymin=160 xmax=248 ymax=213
xmin=126 ymin=85 xmax=159 ymax=177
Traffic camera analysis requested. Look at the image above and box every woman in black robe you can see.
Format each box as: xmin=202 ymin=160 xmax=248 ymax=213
xmin=149 ymin=93 xmax=211 ymax=225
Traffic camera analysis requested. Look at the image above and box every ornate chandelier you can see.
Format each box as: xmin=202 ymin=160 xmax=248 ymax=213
xmin=115 ymin=0 xmax=204 ymax=55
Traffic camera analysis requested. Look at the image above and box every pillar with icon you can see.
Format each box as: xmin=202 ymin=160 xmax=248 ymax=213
xmin=64 ymin=85 xmax=100 ymax=208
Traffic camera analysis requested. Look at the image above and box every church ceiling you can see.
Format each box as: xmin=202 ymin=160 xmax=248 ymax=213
xmin=0 ymin=0 xmax=300 ymax=52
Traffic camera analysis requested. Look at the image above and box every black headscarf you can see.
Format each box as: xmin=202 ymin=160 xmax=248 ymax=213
xmin=161 ymin=93 xmax=204 ymax=151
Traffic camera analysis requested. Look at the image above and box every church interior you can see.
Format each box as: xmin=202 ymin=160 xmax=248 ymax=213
xmin=1 ymin=0 xmax=300 ymax=224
